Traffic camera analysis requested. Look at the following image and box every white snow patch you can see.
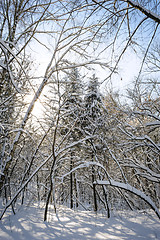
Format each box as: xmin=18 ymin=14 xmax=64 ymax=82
xmin=0 ymin=203 xmax=160 ymax=240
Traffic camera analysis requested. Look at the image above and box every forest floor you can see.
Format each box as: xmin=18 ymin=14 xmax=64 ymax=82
xmin=0 ymin=202 xmax=160 ymax=240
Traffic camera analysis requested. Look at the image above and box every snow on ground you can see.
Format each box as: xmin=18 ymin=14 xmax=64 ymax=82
xmin=0 ymin=203 xmax=160 ymax=240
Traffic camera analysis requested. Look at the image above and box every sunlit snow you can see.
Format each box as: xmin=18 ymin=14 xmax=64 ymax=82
xmin=0 ymin=203 xmax=160 ymax=240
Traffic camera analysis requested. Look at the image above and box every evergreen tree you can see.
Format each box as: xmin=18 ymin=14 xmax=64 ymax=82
xmin=59 ymin=68 xmax=84 ymax=209
xmin=84 ymin=74 xmax=102 ymax=212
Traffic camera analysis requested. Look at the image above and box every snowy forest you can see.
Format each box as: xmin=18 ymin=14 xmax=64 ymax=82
xmin=0 ymin=0 xmax=160 ymax=239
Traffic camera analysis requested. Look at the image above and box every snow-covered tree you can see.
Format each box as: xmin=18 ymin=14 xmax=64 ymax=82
xmin=57 ymin=68 xmax=84 ymax=209
xmin=83 ymin=74 xmax=104 ymax=212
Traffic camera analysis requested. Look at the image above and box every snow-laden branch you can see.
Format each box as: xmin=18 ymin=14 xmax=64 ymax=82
xmin=118 ymin=123 xmax=160 ymax=152
xmin=133 ymin=111 xmax=160 ymax=121
xmin=56 ymin=135 xmax=97 ymax=156
xmin=55 ymin=59 xmax=109 ymax=72
xmin=0 ymin=61 xmax=7 ymax=70
xmin=122 ymin=163 xmax=160 ymax=183
xmin=125 ymin=0 xmax=160 ymax=24
xmin=94 ymin=179 xmax=160 ymax=219
xmin=58 ymin=161 xmax=111 ymax=183
xmin=0 ymin=39 xmax=22 ymax=93
xmin=0 ymin=39 xmax=17 ymax=60
xmin=124 ymin=134 xmax=160 ymax=152
xmin=135 ymin=170 xmax=160 ymax=183
xmin=146 ymin=121 xmax=160 ymax=127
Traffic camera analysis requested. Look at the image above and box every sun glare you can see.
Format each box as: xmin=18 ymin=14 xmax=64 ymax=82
xmin=32 ymin=99 xmax=44 ymax=118
xmin=25 ymin=93 xmax=44 ymax=120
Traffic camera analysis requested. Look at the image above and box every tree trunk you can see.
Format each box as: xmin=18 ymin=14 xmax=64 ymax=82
xmin=92 ymin=152 xmax=97 ymax=212
xmin=102 ymin=185 xmax=110 ymax=218
xmin=70 ymin=152 xmax=73 ymax=209
xmin=74 ymin=173 xmax=79 ymax=208
xmin=44 ymin=182 xmax=53 ymax=221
